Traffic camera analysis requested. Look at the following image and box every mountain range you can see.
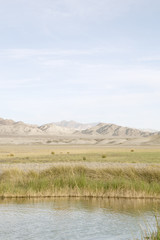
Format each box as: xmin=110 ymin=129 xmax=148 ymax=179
xmin=80 ymin=123 xmax=158 ymax=137
xmin=0 ymin=117 xmax=159 ymax=138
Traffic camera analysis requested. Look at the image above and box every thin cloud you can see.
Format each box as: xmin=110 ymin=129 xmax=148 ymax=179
xmin=0 ymin=47 xmax=124 ymax=59
xmin=138 ymin=56 xmax=160 ymax=62
xmin=0 ymin=78 xmax=42 ymax=89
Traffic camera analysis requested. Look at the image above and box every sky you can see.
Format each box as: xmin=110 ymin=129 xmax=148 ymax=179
xmin=0 ymin=0 xmax=160 ymax=129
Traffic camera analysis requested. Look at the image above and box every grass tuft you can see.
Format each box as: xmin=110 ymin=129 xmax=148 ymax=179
xmin=141 ymin=213 xmax=160 ymax=240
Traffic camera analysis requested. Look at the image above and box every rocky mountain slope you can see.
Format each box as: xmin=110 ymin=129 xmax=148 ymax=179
xmin=0 ymin=118 xmax=42 ymax=135
xmin=39 ymin=123 xmax=73 ymax=135
xmin=0 ymin=118 xmax=73 ymax=136
xmin=80 ymin=123 xmax=157 ymax=137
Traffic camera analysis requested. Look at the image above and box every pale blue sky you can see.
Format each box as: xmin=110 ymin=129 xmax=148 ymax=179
xmin=0 ymin=0 xmax=160 ymax=129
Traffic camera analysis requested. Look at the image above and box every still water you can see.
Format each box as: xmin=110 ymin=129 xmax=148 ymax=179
xmin=0 ymin=198 xmax=160 ymax=240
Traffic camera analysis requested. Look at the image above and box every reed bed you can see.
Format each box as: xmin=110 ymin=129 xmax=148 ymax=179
xmin=0 ymin=165 xmax=160 ymax=198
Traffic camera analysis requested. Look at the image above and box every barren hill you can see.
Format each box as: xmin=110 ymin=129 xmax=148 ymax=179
xmin=0 ymin=118 xmax=73 ymax=136
xmin=39 ymin=123 xmax=74 ymax=135
xmin=80 ymin=123 xmax=156 ymax=137
xmin=0 ymin=118 xmax=42 ymax=136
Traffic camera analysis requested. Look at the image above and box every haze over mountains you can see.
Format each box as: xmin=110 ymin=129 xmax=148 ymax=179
xmin=0 ymin=117 xmax=159 ymax=138
xmin=53 ymin=120 xmax=97 ymax=130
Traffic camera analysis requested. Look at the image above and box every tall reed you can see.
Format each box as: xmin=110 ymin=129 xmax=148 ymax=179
xmin=0 ymin=166 xmax=160 ymax=198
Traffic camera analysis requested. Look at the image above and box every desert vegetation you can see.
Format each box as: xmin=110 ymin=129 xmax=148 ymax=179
xmin=0 ymin=145 xmax=160 ymax=164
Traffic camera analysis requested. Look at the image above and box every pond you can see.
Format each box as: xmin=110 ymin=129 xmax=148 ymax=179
xmin=0 ymin=198 xmax=159 ymax=240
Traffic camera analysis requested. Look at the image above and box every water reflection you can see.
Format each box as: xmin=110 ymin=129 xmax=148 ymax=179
xmin=1 ymin=197 xmax=160 ymax=213
xmin=0 ymin=198 xmax=160 ymax=240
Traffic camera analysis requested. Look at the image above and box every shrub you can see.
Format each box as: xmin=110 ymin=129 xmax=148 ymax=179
xmin=130 ymin=149 xmax=134 ymax=152
xmin=102 ymin=154 xmax=107 ymax=158
xmin=8 ymin=153 xmax=14 ymax=157
xmin=51 ymin=152 xmax=55 ymax=155
xmin=83 ymin=157 xmax=86 ymax=161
